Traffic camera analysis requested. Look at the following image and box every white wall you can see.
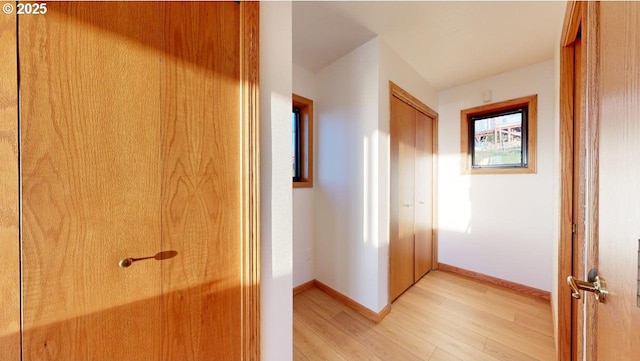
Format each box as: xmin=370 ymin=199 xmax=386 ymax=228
xmin=292 ymin=63 xmax=315 ymax=287
xmin=376 ymin=40 xmax=438 ymax=307
xmin=438 ymin=60 xmax=556 ymax=291
xmin=314 ymin=38 xmax=438 ymax=312
xmin=315 ymin=38 xmax=382 ymax=312
xmin=260 ymin=2 xmax=292 ymax=361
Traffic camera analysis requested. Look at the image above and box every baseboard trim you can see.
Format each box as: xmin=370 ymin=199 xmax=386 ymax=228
xmin=293 ymin=280 xmax=315 ymax=296
xmin=295 ymin=279 xmax=390 ymax=323
xmin=438 ymin=263 xmax=551 ymax=300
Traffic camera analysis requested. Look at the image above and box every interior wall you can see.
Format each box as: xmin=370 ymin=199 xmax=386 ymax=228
xmin=313 ymin=37 xmax=438 ymax=312
xmin=260 ymin=2 xmax=293 ymax=361
xmin=292 ymin=63 xmax=316 ymax=288
xmin=437 ymin=60 xmax=557 ymax=292
xmin=314 ymin=38 xmax=382 ymax=312
xmin=377 ymin=39 xmax=438 ymax=307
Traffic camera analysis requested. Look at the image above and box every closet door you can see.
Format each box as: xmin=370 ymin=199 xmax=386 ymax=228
xmin=390 ymin=96 xmax=416 ymax=302
xmin=414 ymin=111 xmax=434 ymax=280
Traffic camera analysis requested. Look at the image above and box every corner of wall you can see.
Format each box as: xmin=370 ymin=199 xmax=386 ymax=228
xmin=292 ymin=63 xmax=317 ymax=288
xmin=260 ymin=2 xmax=293 ymax=361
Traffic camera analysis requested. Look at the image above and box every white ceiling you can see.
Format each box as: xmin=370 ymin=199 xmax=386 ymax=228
xmin=293 ymin=1 xmax=567 ymax=90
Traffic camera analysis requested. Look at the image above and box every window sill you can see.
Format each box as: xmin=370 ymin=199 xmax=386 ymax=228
xmin=293 ymin=181 xmax=313 ymax=188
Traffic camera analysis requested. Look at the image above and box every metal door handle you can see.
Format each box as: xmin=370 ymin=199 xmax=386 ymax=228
xmin=118 ymin=250 xmax=178 ymax=268
xmin=402 ymin=203 xmax=413 ymax=207
xmin=567 ymin=268 xmax=608 ymax=303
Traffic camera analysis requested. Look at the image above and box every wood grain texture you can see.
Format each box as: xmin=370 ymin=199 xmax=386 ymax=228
xmin=160 ymin=3 xmax=241 ymax=360
xmin=572 ymin=36 xmax=586 ymax=361
xmin=20 ymin=3 xmax=164 ymax=360
xmin=0 ymin=12 xmax=19 ymax=361
xmin=414 ymin=110 xmax=433 ymax=279
xmin=390 ymin=82 xmax=438 ymax=301
xmin=390 ymin=95 xmax=417 ymax=301
xmin=558 ymin=4 xmax=582 ymax=360
xmin=240 ymin=2 xmax=261 ymax=360
xmin=438 ymin=263 xmax=551 ymax=300
xmin=597 ymin=2 xmax=640 ymax=360
xmin=558 ymin=3 xmax=600 ymax=361
xmin=294 ymin=271 xmax=555 ymax=361
xmin=18 ymin=2 xmax=260 ymax=360
xmin=582 ymin=3 xmax=601 ymax=361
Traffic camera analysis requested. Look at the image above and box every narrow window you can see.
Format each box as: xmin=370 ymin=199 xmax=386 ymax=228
xmin=292 ymin=106 xmax=302 ymax=181
xmin=461 ymin=94 xmax=537 ymax=174
xmin=292 ymin=94 xmax=314 ymax=187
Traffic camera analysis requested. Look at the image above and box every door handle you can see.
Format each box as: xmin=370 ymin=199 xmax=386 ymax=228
xmin=118 ymin=250 xmax=178 ymax=268
xmin=566 ymin=268 xmax=608 ymax=303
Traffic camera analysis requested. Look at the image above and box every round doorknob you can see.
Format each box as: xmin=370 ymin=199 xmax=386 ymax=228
xmin=119 ymin=258 xmax=133 ymax=268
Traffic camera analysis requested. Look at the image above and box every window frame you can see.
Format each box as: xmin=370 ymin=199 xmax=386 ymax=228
xmin=292 ymin=93 xmax=314 ymax=187
xmin=460 ymin=94 xmax=537 ymax=175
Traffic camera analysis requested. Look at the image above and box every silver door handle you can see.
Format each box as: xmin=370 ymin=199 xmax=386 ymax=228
xmin=567 ymin=268 xmax=608 ymax=302
xmin=402 ymin=203 xmax=412 ymax=207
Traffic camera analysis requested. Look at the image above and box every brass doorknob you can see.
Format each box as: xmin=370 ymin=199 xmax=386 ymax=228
xmin=119 ymin=258 xmax=134 ymax=268
xmin=567 ymin=268 xmax=608 ymax=303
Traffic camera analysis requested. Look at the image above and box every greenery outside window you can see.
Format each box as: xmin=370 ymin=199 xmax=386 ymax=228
xmin=292 ymin=94 xmax=313 ymax=187
xmin=461 ymin=94 xmax=537 ymax=174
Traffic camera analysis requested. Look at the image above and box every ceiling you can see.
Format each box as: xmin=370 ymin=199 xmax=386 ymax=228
xmin=293 ymin=1 xmax=567 ymax=90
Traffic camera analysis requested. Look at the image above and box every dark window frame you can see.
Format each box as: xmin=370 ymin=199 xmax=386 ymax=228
xmin=292 ymin=93 xmax=314 ymax=187
xmin=460 ymin=94 xmax=537 ymax=175
xmin=468 ymin=106 xmax=528 ymax=169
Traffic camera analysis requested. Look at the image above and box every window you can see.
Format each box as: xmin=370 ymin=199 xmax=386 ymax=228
xmin=292 ymin=94 xmax=313 ymax=187
xmin=461 ymin=94 xmax=537 ymax=174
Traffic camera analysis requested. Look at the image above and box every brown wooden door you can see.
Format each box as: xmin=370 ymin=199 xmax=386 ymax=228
xmin=571 ymin=35 xmax=585 ymax=360
xmin=390 ymin=92 xmax=435 ymax=301
xmin=591 ymin=2 xmax=640 ymax=359
xmin=18 ymin=2 xmax=258 ymax=360
xmin=390 ymin=96 xmax=416 ymax=301
xmin=414 ymin=111 xmax=433 ymax=280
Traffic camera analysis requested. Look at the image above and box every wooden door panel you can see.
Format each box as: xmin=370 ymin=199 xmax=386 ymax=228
xmin=597 ymin=2 xmax=640 ymax=359
xmin=414 ymin=111 xmax=433 ymax=280
xmin=20 ymin=3 xmax=163 ymax=360
xmin=0 ymin=11 xmax=19 ymax=361
xmin=390 ymin=96 xmax=416 ymax=301
xmin=160 ymin=3 xmax=241 ymax=360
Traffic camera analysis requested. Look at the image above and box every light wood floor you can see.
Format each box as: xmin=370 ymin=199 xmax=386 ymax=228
xmin=293 ymin=270 xmax=555 ymax=361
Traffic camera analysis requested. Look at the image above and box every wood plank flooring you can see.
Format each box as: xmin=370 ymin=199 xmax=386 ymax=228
xmin=293 ymin=270 xmax=555 ymax=361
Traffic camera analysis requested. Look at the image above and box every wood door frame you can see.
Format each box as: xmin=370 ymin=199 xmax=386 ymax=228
xmin=388 ymin=81 xmax=439 ymax=300
xmin=558 ymin=2 xmax=600 ymax=361
xmin=0 ymin=3 xmax=261 ymax=360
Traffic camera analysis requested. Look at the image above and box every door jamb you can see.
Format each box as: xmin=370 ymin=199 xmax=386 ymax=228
xmin=558 ymin=2 xmax=600 ymax=361
xmin=240 ymin=2 xmax=261 ymax=360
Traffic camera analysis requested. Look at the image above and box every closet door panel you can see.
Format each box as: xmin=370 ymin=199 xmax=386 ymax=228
xmin=390 ymin=96 xmax=416 ymax=301
xmin=414 ymin=111 xmax=434 ymax=280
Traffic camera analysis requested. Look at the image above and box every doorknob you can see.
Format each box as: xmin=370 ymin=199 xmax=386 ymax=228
xmin=567 ymin=268 xmax=608 ymax=303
